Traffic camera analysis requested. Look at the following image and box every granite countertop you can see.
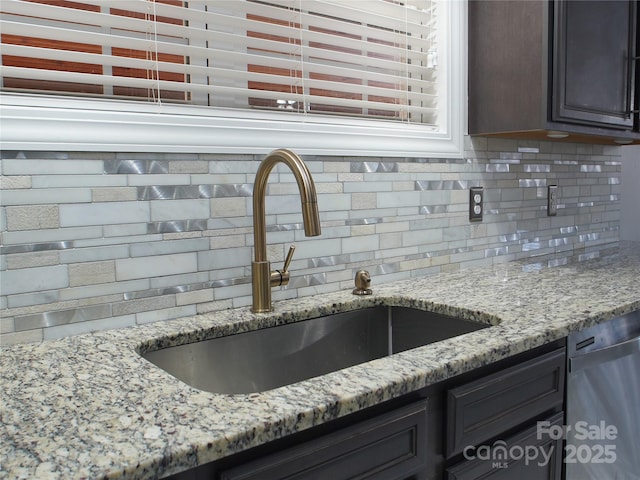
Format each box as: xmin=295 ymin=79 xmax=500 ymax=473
xmin=2 ymin=243 xmax=639 ymax=480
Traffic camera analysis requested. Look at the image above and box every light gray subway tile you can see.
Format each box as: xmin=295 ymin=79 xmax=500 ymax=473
xmin=57 ymin=279 xmax=150 ymax=302
xmin=402 ymin=229 xmax=443 ymax=247
xmin=59 ymin=202 xmax=150 ymax=227
xmin=197 ymin=247 xmax=252 ymax=271
xmin=73 ymin=233 xmax=163 ymax=249
xmin=103 ymin=223 xmax=149 ymax=238
xmin=444 ymin=225 xmax=470 ymax=242
xmin=0 ymin=227 xmax=95 ymax=248
xmin=6 ymin=290 xmax=61 ymax=309
xmin=1 ymin=188 xmax=91 ymax=206
xmin=136 ymin=305 xmax=197 ymax=325
xmin=32 ymin=175 xmax=126 ymax=188
xmin=60 ymin=245 xmax=130 ymax=263
xmin=377 ymin=191 xmax=420 ymax=208
xmin=2 ymin=159 xmax=104 ymax=175
xmin=1 ymin=265 xmax=68 ymax=295
xmin=176 ymin=288 xmax=214 ymax=306
xmin=344 ymin=181 xmax=391 ymax=193
xmin=149 ymin=272 xmax=211 ymax=291
xmin=316 ymin=193 xmax=351 ymax=211
xmin=116 ymin=253 xmax=197 ymax=281
xmin=130 ymin=238 xmax=209 ymax=258
xmin=128 ymin=174 xmax=190 ymax=187
xmin=191 ymin=174 xmax=247 ymax=185
xmin=500 ymin=188 xmax=524 ymax=201
xmin=148 ymin=199 xmax=209 ymax=222
xmin=342 ymin=234 xmax=379 ymax=255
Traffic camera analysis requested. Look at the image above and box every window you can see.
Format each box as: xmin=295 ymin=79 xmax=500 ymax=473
xmin=0 ymin=0 xmax=466 ymax=156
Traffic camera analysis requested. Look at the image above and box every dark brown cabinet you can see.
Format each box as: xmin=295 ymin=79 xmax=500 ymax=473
xmin=445 ymin=412 xmax=564 ymax=480
xmin=219 ymin=400 xmax=428 ymax=480
xmin=167 ymin=342 xmax=566 ymax=480
xmin=469 ymin=0 xmax=640 ymax=145
xmin=445 ymin=348 xmax=565 ymax=458
xmin=443 ymin=348 xmax=566 ymax=480
xmin=552 ymin=0 xmax=636 ymax=129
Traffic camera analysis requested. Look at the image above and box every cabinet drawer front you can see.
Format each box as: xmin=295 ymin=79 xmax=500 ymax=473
xmin=446 ymin=412 xmax=564 ymax=480
xmin=220 ymin=400 xmax=428 ymax=480
xmin=446 ymin=348 xmax=565 ymax=458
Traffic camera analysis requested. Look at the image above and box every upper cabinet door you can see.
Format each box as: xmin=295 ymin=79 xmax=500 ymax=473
xmin=552 ymin=0 xmax=637 ymax=129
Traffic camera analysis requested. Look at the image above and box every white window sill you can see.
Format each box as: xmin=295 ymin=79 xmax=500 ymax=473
xmin=0 ymin=93 xmax=464 ymax=158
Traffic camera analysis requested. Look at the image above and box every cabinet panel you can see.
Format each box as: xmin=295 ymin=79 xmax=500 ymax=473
xmin=469 ymin=0 xmax=640 ymax=144
xmin=553 ymin=0 xmax=637 ymax=128
xmin=446 ymin=348 xmax=565 ymax=458
xmin=445 ymin=412 xmax=564 ymax=480
xmin=219 ymin=400 xmax=428 ymax=480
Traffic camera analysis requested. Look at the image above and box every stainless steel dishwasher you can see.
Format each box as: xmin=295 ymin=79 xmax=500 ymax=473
xmin=566 ymin=310 xmax=640 ymax=480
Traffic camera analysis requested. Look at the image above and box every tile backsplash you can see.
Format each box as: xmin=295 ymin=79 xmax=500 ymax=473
xmin=0 ymin=137 xmax=622 ymax=344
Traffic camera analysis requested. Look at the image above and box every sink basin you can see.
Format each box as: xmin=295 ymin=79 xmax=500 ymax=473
xmin=142 ymin=306 xmax=490 ymax=394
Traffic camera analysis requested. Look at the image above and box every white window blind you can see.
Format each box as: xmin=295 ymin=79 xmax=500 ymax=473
xmin=1 ymin=0 xmax=439 ymax=125
xmin=0 ymin=0 xmax=465 ymax=156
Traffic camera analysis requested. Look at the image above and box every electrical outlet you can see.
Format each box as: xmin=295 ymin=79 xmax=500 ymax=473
xmin=469 ymin=187 xmax=483 ymax=222
xmin=547 ymin=185 xmax=558 ymax=216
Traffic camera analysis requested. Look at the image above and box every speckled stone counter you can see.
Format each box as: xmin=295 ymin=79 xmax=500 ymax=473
xmin=2 ymin=243 xmax=639 ymax=480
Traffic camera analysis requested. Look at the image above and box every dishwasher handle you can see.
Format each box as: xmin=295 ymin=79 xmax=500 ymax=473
xmin=570 ymin=336 xmax=640 ymax=373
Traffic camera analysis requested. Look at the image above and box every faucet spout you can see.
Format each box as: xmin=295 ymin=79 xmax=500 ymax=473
xmin=252 ymin=149 xmax=321 ymax=312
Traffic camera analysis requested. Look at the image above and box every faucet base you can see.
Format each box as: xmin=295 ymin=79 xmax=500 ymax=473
xmin=251 ymin=261 xmax=273 ymax=313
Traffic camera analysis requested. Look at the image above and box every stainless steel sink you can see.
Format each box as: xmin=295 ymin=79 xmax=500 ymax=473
xmin=142 ymin=306 xmax=490 ymax=394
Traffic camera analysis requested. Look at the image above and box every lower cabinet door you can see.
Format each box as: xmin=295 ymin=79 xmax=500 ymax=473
xmin=446 ymin=348 xmax=566 ymax=458
xmin=445 ymin=412 xmax=564 ymax=480
xmin=219 ymin=400 xmax=428 ymax=480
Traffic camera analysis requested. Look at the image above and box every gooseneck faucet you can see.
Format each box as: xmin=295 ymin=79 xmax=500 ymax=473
xmin=252 ymin=149 xmax=321 ymax=313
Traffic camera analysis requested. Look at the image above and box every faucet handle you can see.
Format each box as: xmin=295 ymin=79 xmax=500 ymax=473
xmin=271 ymin=244 xmax=296 ymax=287
xmin=283 ymin=244 xmax=296 ymax=273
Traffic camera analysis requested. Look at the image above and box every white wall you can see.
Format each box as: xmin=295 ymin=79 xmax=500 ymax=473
xmin=621 ymin=146 xmax=640 ymax=241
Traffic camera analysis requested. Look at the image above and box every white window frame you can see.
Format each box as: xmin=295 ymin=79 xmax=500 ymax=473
xmin=0 ymin=1 xmax=467 ymax=158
